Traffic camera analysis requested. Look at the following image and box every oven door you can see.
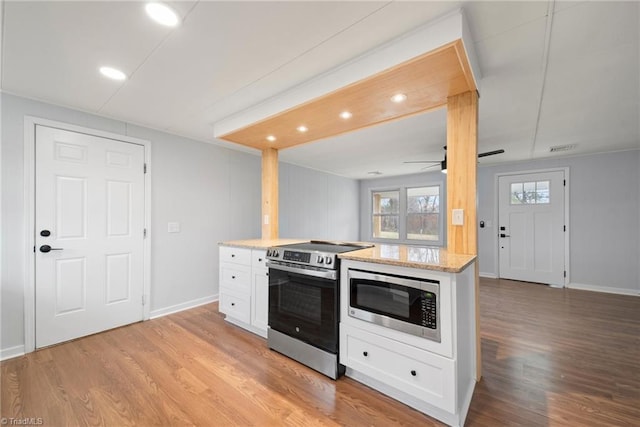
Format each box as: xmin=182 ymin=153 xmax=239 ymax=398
xmin=268 ymin=262 xmax=339 ymax=353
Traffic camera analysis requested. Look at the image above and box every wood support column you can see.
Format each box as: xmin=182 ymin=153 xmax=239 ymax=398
xmin=261 ymin=148 xmax=279 ymax=239
xmin=446 ymin=90 xmax=481 ymax=380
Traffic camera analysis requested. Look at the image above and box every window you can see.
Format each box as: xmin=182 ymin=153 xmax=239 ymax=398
xmin=372 ymin=190 xmax=399 ymax=239
xmin=371 ymin=185 xmax=441 ymax=243
xmin=407 ymin=186 xmax=440 ymax=241
xmin=510 ymin=180 xmax=550 ymax=204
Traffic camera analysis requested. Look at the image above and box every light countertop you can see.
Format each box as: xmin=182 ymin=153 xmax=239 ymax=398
xmin=339 ymin=244 xmax=476 ymax=273
xmin=219 ymin=239 xmax=476 ymax=273
xmin=219 ymin=238 xmax=308 ymax=249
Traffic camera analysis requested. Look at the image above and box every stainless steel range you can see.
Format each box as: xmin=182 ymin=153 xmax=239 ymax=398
xmin=266 ymin=240 xmax=372 ymax=379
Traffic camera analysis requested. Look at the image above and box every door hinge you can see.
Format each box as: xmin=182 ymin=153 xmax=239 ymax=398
xmin=144 ymin=163 xmax=147 ymax=174
xmin=143 ymin=228 xmax=147 ymax=238
xmin=563 ymin=270 xmax=567 ymax=278
xmin=33 ymin=245 xmax=36 ymax=253
xmin=563 ymin=225 xmax=566 ymax=232
xmin=563 ymin=179 xmax=566 ymax=186
xmin=142 ymin=295 xmax=146 ymax=306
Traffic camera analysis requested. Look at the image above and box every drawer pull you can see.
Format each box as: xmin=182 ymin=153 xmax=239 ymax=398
xmin=258 ymin=258 xmax=263 ymax=262
xmin=232 ymin=275 xmax=236 ymax=279
xmin=410 ymin=370 xmax=417 ymax=377
xmin=231 ymin=302 xmax=235 ymax=307
xmin=231 ymin=254 xmax=236 ymax=258
xmin=363 ymin=351 xmax=368 ymax=357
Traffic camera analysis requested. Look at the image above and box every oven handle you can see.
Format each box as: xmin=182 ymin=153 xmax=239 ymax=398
xmin=266 ymin=261 xmax=337 ymax=281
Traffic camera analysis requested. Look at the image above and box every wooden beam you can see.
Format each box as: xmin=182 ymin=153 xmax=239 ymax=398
xmin=261 ymin=148 xmax=279 ymax=239
xmin=446 ymin=90 xmax=478 ymax=254
xmin=446 ymin=90 xmax=481 ymax=380
xmin=219 ymin=41 xmax=475 ymax=150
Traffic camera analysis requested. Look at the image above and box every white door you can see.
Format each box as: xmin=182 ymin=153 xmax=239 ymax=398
xmin=35 ymin=125 xmax=145 ymax=348
xmin=498 ymin=171 xmax=565 ymax=286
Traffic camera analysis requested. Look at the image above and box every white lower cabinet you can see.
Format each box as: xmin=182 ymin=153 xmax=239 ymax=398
xmin=341 ymin=323 xmax=455 ymax=413
xmin=339 ymin=259 xmax=476 ymax=427
xmin=251 ymin=268 xmax=269 ymax=333
xmin=219 ymin=246 xmax=268 ymax=338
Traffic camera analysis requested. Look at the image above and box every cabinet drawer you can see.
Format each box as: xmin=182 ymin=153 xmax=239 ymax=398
xmin=220 ymin=264 xmax=251 ymax=294
xmin=219 ymin=292 xmax=250 ymax=324
xmin=251 ymin=250 xmax=268 ymax=269
xmin=341 ymin=325 xmax=455 ymax=412
xmin=219 ymin=246 xmax=251 ymax=265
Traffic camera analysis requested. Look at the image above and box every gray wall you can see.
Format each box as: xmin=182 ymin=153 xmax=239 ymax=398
xmin=1 ymin=93 xmax=361 ymax=355
xmin=0 ymin=94 xmax=264 ymax=353
xmin=279 ymin=163 xmax=359 ymax=241
xmin=477 ymin=150 xmax=640 ymax=294
xmin=359 ymin=150 xmax=639 ymax=294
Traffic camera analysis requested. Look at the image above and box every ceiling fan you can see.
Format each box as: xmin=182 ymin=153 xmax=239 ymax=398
xmin=404 ymin=146 xmax=505 ymax=173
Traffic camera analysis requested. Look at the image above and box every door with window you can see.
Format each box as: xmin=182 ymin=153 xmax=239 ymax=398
xmin=498 ymin=171 xmax=565 ymax=286
xmin=35 ymin=125 xmax=146 ymax=348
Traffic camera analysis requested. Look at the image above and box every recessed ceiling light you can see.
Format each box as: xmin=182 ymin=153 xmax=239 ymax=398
xmin=296 ymin=125 xmax=308 ymax=133
xmin=145 ymin=2 xmax=180 ymax=27
xmin=340 ymin=111 xmax=352 ymax=120
xmin=99 ymin=66 xmax=127 ymax=81
xmin=390 ymin=93 xmax=407 ymax=103
xmin=266 ymin=135 xmax=276 ymax=142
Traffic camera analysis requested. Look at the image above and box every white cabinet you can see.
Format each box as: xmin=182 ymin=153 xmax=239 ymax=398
xmin=339 ymin=259 xmax=476 ymax=427
xmin=219 ymin=246 xmax=268 ymax=338
xmin=251 ymin=268 xmax=269 ymax=332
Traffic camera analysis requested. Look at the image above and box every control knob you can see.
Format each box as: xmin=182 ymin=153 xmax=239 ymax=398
xmin=325 ymin=256 xmax=332 ymax=265
xmin=317 ymin=255 xmax=324 ymax=264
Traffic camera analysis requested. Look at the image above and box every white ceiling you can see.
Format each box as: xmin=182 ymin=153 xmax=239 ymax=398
xmin=2 ymin=1 xmax=639 ymax=179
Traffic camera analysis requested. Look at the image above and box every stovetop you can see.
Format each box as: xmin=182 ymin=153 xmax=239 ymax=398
xmin=277 ymin=240 xmax=372 ymax=254
xmin=266 ymin=240 xmax=373 ymax=270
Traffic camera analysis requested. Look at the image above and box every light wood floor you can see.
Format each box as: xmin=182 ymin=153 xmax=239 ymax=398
xmin=2 ymin=278 xmax=639 ymax=426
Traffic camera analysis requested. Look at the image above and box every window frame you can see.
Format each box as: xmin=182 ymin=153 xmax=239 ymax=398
xmin=369 ymin=183 xmax=444 ymax=246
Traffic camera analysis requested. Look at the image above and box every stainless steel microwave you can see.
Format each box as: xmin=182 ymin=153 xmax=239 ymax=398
xmin=348 ymin=269 xmax=440 ymax=342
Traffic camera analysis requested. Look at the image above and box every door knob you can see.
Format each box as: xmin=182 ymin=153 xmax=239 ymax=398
xmin=40 ymin=245 xmax=63 ymax=253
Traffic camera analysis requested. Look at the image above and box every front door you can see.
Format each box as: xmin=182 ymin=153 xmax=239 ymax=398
xmin=35 ymin=125 xmax=145 ymax=348
xmin=498 ymin=171 xmax=565 ymax=286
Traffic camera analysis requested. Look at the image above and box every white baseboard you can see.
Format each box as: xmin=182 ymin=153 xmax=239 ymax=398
xmin=1 ymin=345 xmax=25 ymax=361
xmin=567 ymin=283 xmax=639 ymax=296
xmin=479 ymin=272 xmax=498 ymax=279
xmin=150 ymin=294 xmax=219 ymax=319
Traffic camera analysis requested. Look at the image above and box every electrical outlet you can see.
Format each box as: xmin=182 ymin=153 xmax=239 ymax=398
xmin=167 ymin=222 xmax=180 ymax=233
xmin=452 ymin=209 xmax=464 ymax=226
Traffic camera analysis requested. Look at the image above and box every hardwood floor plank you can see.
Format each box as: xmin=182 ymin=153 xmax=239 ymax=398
xmin=2 ymin=278 xmax=638 ymax=426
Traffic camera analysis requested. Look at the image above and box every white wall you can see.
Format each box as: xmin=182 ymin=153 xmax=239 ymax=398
xmin=0 ymin=94 xmax=265 ymax=354
xmin=279 ymin=163 xmax=360 ymax=241
xmin=478 ymin=150 xmax=640 ymax=294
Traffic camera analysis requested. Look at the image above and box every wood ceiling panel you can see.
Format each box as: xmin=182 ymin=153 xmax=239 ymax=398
xmin=220 ymin=40 xmax=476 ymax=150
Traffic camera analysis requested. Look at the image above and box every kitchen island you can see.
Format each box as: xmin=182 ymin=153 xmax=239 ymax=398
xmin=338 ymin=244 xmax=477 ymax=427
xmin=219 ymin=240 xmax=477 ymax=427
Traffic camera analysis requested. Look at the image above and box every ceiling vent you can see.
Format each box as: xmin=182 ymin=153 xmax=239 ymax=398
xmin=549 ymin=144 xmax=577 ymax=153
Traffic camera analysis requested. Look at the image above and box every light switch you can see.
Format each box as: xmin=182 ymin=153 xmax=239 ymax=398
xmin=167 ymin=222 xmax=180 ymax=233
xmin=263 ymin=215 xmax=269 ymax=225
xmin=452 ymin=209 xmax=464 ymax=226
